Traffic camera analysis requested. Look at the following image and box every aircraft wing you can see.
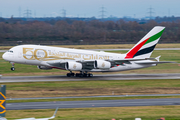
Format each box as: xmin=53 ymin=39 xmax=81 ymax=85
xmin=47 ymin=60 xmax=95 ymax=70
xmin=46 ymin=57 xmax=157 ymax=70
xmin=135 ymin=61 xmax=177 ymax=65
xmin=49 ymin=107 xmax=59 ymax=119
xmin=14 ymin=108 xmax=59 ymax=120
xmin=0 ymin=117 xmax=7 ymax=120
xmin=108 ymin=58 xmax=156 ymax=65
xmin=15 ymin=118 xmax=35 ymax=120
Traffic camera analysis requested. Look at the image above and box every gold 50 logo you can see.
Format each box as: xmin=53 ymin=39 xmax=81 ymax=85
xmin=23 ymin=48 xmax=48 ymax=60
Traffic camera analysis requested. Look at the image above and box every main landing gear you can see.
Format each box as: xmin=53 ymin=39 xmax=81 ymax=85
xmin=10 ymin=62 xmax=15 ymax=71
xmin=66 ymin=72 xmax=75 ymax=77
xmin=66 ymin=71 xmax=93 ymax=77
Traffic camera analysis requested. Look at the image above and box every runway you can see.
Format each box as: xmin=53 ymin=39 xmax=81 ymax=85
xmin=6 ymin=98 xmax=180 ymax=110
xmin=1 ymin=73 xmax=180 ymax=83
xmin=6 ymin=94 xmax=180 ymax=100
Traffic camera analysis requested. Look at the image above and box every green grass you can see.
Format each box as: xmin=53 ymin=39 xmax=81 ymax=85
xmin=6 ymin=79 xmax=180 ymax=90
xmin=5 ymin=79 xmax=180 ymax=98
xmin=6 ymin=106 xmax=180 ymax=120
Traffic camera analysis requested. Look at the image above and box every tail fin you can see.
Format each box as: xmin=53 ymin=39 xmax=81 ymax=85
xmin=125 ymin=26 xmax=165 ymax=59
xmin=49 ymin=107 xmax=58 ymax=119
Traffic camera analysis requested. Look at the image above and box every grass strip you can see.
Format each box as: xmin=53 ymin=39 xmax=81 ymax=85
xmin=6 ymin=105 xmax=180 ymax=120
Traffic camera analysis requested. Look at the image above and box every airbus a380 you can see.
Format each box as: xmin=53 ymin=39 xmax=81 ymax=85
xmin=2 ymin=26 xmax=174 ymax=77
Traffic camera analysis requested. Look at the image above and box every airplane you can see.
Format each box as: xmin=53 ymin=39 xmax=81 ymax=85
xmin=15 ymin=107 xmax=58 ymax=120
xmin=0 ymin=94 xmax=58 ymax=120
xmin=2 ymin=26 xmax=175 ymax=77
xmin=0 ymin=117 xmax=7 ymax=120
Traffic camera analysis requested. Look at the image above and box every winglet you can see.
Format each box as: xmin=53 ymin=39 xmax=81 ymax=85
xmin=49 ymin=107 xmax=59 ymax=119
xmin=155 ymin=55 xmax=161 ymax=62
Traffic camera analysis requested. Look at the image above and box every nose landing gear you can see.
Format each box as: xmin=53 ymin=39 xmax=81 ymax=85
xmin=11 ymin=67 xmax=15 ymax=71
xmin=10 ymin=62 xmax=15 ymax=71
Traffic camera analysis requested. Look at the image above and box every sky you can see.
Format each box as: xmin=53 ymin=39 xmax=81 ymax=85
xmin=0 ymin=0 xmax=180 ymax=18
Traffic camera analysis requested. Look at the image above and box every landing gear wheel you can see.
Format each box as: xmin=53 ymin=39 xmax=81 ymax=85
xmin=75 ymin=73 xmax=93 ymax=77
xmin=71 ymin=73 xmax=75 ymax=76
xmin=88 ymin=73 xmax=93 ymax=77
xmin=83 ymin=73 xmax=88 ymax=77
xmin=11 ymin=67 xmax=15 ymax=71
xmin=79 ymin=74 xmax=83 ymax=77
xmin=75 ymin=73 xmax=80 ymax=77
xmin=67 ymin=73 xmax=75 ymax=77
xmin=75 ymin=73 xmax=83 ymax=77
xmin=67 ymin=73 xmax=71 ymax=77
xmin=10 ymin=62 xmax=15 ymax=71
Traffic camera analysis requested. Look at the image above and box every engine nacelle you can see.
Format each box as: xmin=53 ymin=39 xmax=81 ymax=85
xmin=66 ymin=61 xmax=82 ymax=71
xmin=94 ymin=60 xmax=111 ymax=69
xmin=37 ymin=66 xmax=52 ymax=70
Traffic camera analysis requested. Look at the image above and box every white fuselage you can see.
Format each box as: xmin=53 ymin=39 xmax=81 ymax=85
xmin=2 ymin=45 xmax=155 ymax=72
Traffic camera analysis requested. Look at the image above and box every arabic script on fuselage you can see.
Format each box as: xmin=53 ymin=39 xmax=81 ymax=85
xmin=23 ymin=48 xmax=112 ymax=61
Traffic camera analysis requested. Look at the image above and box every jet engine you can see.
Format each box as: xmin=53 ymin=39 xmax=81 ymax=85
xmin=94 ymin=60 xmax=111 ymax=69
xmin=37 ymin=66 xmax=52 ymax=70
xmin=66 ymin=61 xmax=82 ymax=71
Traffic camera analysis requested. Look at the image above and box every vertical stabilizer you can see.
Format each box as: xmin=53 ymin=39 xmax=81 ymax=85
xmin=125 ymin=26 xmax=165 ymax=59
xmin=49 ymin=107 xmax=59 ymax=119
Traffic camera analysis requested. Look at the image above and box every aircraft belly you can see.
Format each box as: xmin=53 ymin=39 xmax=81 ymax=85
xmin=25 ymin=60 xmax=41 ymax=65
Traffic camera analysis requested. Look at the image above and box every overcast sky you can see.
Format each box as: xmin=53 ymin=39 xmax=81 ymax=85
xmin=0 ymin=0 xmax=180 ymax=18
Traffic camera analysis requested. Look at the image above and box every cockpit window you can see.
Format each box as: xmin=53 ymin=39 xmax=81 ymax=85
xmin=7 ymin=50 xmax=13 ymax=53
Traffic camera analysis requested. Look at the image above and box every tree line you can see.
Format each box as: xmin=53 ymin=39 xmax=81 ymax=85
xmin=0 ymin=19 xmax=180 ymax=46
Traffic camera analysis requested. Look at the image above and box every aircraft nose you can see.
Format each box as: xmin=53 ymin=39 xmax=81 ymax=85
xmin=2 ymin=52 xmax=9 ymax=61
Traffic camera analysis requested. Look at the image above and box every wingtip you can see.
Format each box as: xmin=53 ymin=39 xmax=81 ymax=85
xmin=155 ymin=55 xmax=161 ymax=62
